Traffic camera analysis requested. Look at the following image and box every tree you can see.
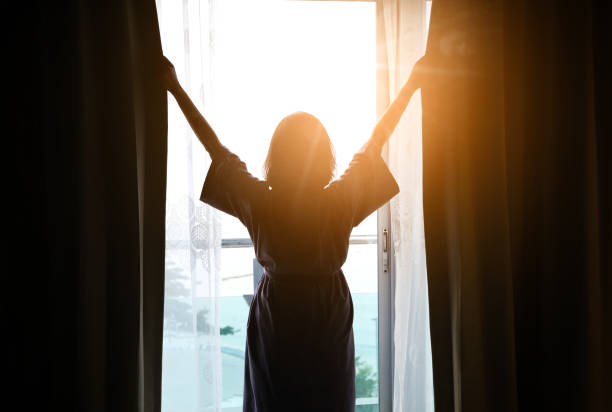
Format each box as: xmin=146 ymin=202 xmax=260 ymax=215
xmin=165 ymin=259 xmax=237 ymax=337
xmin=196 ymin=308 xmax=213 ymax=334
xmin=220 ymin=325 xmax=238 ymax=336
xmin=164 ymin=259 xmax=193 ymax=332
xmin=355 ymin=355 xmax=378 ymax=412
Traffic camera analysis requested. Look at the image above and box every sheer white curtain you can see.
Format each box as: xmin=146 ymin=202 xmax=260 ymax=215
xmin=377 ymin=1 xmax=434 ymax=411
xmin=157 ymin=1 xmax=223 ymax=411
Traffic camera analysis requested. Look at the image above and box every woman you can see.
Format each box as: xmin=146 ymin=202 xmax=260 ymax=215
xmin=161 ymin=56 xmax=424 ymax=412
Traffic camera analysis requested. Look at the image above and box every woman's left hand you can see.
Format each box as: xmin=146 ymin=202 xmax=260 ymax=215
xmin=160 ymin=56 xmax=180 ymax=93
xmin=409 ymin=55 xmax=429 ymax=89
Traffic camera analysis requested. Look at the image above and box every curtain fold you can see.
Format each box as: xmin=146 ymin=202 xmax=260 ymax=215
xmin=377 ymin=1 xmax=435 ymax=411
xmin=76 ymin=1 xmax=168 ymax=410
xmin=157 ymin=1 xmax=224 ymax=411
xmin=126 ymin=3 xmax=168 ymax=410
xmin=9 ymin=1 xmax=167 ymax=411
xmin=422 ymin=0 xmax=611 ymax=411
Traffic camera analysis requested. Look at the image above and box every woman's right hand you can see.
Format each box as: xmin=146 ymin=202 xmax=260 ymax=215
xmin=160 ymin=56 xmax=180 ymax=93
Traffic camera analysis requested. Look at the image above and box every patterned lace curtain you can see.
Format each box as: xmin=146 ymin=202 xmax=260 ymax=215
xmin=377 ymin=1 xmax=435 ymax=411
xmin=157 ymin=1 xmax=223 ymax=411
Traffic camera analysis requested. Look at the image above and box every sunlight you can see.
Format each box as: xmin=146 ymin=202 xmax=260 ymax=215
xmin=161 ymin=0 xmax=377 ymax=294
xmin=208 ymin=0 xmax=377 ymax=294
xmin=211 ymin=0 xmax=376 ymax=181
xmin=159 ymin=2 xmax=381 ymax=410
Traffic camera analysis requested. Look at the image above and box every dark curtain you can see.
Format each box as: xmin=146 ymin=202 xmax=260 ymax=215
xmin=8 ymin=1 xmax=167 ymax=411
xmin=421 ymin=0 xmax=611 ymax=411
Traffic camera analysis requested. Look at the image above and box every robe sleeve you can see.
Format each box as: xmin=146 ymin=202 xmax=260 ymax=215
xmin=329 ymin=146 xmax=400 ymax=227
xmin=200 ymin=146 xmax=267 ymax=230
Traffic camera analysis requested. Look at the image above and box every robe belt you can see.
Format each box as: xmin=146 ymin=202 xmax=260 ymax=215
xmin=263 ymin=269 xmax=340 ymax=283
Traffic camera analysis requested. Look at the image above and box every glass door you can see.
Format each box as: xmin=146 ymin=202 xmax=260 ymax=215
xmin=159 ymin=1 xmax=382 ymax=411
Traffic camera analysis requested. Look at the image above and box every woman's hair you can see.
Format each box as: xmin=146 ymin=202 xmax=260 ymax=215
xmin=264 ymin=112 xmax=336 ymax=190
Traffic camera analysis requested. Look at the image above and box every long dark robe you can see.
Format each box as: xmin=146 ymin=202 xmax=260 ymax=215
xmin=201 ymin=146 xmax=399 ymax=412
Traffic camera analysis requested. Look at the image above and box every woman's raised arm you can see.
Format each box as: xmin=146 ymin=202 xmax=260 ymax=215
xmin=161 ymin=56 xmax=224 ymax=159
xmin=364 ymin=56 xmax=427 ymax=154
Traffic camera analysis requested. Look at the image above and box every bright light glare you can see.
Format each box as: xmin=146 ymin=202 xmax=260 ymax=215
xmin=161 ymin=0 xmax=378 ymax=296
xmin=210 ymin=0 xmax=376 ymax=239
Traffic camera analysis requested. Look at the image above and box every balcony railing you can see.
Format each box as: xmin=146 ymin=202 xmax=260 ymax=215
xmin=166 ymin=235 xmax=376 ymax=250
xmin=220 ymin=234 xmax=376 ymax=248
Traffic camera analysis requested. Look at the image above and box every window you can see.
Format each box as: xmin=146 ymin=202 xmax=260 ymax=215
xmin=160 ymin=1 xmax=384 ymax=411
xmin=214 ymin=4 xmax=378 ymax=408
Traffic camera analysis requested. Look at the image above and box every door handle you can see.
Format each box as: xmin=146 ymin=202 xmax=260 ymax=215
xmin=383 ymin=228 xmax=389 ymax=273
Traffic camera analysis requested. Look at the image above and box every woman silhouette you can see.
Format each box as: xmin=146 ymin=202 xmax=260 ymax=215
xmin=162 ymin=56 xmax=424 ymax=412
